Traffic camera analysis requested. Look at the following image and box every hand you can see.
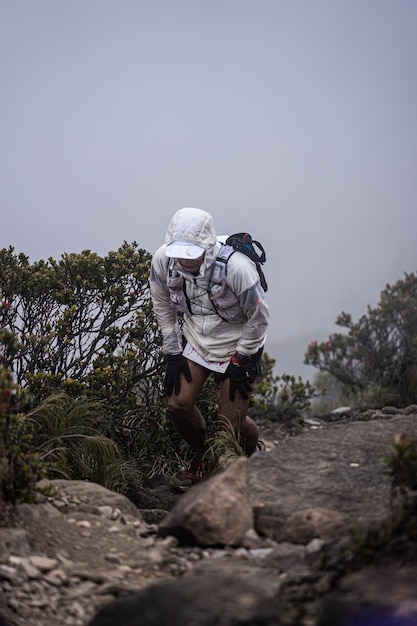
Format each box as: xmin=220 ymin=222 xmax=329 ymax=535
xmin=165 ymin=354 xmax=192 ymax=396
xmin=225 ymin=360 xmax=254 ymax=401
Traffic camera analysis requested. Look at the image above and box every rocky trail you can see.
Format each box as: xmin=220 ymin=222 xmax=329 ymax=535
xmin=1 ymin=407 xmax=417 ymax=626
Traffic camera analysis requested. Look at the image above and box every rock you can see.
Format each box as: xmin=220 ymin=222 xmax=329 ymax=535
xmin=29 ymin=556 xmax=58 ymax=571
xmin=248 ymin=414 xmax=417 ymax=543
xmin=330 ymin=406 xmax=352 ymax=417
xmin=87 ymin=570 xmax=284 ymax=626
xmin=317 ymin=563 xmax=417 ymax=625
xmin=37 ymin=479 xmax=143 ymax=519
xmin=0 ymin=528 xmax=31 ymax=557
xmin=159 ymin=457 xmax=253 ymax=546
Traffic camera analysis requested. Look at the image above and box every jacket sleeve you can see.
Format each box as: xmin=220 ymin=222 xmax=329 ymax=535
xmin=149 ymin=246 xmax=183 ymax=355
xmin=226 ymin=254 xmax=270 ymax=356
xmin=235 ymin=283 xmax=270 ymax=355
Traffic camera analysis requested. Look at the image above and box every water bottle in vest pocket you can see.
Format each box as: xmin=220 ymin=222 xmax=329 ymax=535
xmin=209 ymin=279 xmax=246 ymax=323
xmin=167 ymin=262 xmax=190 ymax=314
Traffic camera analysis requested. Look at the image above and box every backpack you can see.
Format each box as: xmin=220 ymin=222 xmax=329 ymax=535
xmin=207 ymin=233 xmax=268 ymax=323
xmin=222 ymin=233 xmax=268 ymax=292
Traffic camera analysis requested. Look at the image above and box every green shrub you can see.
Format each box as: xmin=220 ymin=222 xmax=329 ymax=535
xmin=252 ymin=353 xmax=322 ymax=421
xmin=26 ymin=392 xmax=131 ymax=488
xmin=1 ymin=366 xmax=45 ymax=505
xmin=1 ymin=412 xmax=46 ymax=504
xmin=0 ymin=245 xmax=169 ymax=485
xmin=305 ymin=271 xmax=417 ymax=408
xmin=385 ymin=434 xmax=417 ymax=490
xmin=0 ymin=243 xmax=161 ymax=416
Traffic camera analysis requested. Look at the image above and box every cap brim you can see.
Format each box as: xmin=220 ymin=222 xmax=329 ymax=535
xmin=165 ymin=242 xmax=205 ymax=259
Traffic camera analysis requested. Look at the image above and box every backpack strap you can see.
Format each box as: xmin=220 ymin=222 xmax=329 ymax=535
xmin=210 ymin=244 xmax=235 ymax=285
xmin=167 ymin=258 xmax=193 ymax=314
xmin=225 ymin=233 xmax=268 ymax=292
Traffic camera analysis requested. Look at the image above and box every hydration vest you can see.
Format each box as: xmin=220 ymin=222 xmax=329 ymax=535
xmin=167 ymin=233 xmax=267 ymax=323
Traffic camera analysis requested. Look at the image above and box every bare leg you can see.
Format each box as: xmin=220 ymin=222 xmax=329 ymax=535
xmin=167 ymin=360 xmax=210 ymax=458
xmin=217 ymin=378 xmax=259 ymax=456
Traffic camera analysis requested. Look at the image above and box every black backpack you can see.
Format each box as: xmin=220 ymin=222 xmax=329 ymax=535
xmin=225 ymin=233 xmax=268 ymax=292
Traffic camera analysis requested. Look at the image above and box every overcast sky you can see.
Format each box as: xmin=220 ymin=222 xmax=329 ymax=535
xmin=2 ymin=1 xmax=416 ymax=380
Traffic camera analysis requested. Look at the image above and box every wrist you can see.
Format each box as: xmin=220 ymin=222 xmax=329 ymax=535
xmin=231 ymin=352 xmax=251 ymax=368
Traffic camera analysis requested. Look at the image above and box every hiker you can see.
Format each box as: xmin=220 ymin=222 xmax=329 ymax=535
xmin=149 ymin=207 xmax=270 ymax=489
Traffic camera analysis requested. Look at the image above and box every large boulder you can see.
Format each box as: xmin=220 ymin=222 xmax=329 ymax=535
xmin=159 ymin=457 xmax=253 ymax=545
xmin=87 ymin=569 xmax=283 ymax=626
xmin=249 ymin=413 xmax=417 ymax=543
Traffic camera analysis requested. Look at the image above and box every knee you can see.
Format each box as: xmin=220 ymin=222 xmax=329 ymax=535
xmin=167 ymin=395 xmax=193 ymax=415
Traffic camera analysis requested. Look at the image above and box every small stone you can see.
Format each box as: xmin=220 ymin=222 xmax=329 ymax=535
xmin=233 ymin=547 xmax=250 ymax=559
xmin=21 ymin=562 xmax=41 ymax=579
xmin=0 ymin=564 xmax=26 ymax=585
xmin=8 ymin=555 xmax=25 ymax=566
xmin=28 ymin=596 xmax=50 ymax=608
xmin=249 ymin=548 xmax=275 ymax=560
xmin=306 ymin=538 xmax=325 ymax=553
xmin=53 ymin=499 xmax=68 ymax=509
xmin=44 ymin=568 xmax=68 ymax=586
xmin=110 ymin=508 xmax=122 ymax=521
xmin=97 ymin=505 xmax=113 ymax=519
xmin=104 ymin=553 xmax=121 ymax=564
xmin=382 ymin=405 xmax=401 ymax=414
xmin=56 ymin=553 xmax=74 ymax=567
xmin=108 ymin=525 xmax=120 ymax=533
xmin=76 ymin=520 xmax=92 ymax=529
xmin=29 ymin=555 xmax=58 ymax=571
xmin=159 ymin=535 xmax=178 ymax=548
xmin=241 ymin=528 xmax=263 ymax=549
xmin=330 ymin=406 xmax=352 ymax=417
xmin=139 ymin=535 xmax=156 ymax=548
xmin=7 ymin=596 xmax=22 ymax=610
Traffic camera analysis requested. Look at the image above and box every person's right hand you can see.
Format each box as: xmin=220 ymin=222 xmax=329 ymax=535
xmin=165 ymin=354 xmax=192 ymax=395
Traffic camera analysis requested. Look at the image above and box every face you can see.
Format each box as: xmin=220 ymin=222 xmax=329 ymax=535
xmin=177 ymin=252 xmax=205 ymax=274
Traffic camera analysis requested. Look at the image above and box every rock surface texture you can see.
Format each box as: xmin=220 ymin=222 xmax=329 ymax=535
xmin=1 ymin=407 xmax=417 ymax=625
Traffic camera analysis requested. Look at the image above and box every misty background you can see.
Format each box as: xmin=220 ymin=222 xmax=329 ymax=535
xmin=1 ymin=1 xmax=416 ymax=381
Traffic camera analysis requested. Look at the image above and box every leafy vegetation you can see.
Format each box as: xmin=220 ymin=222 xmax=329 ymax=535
xmin=252 ymin=352 xmax=322 ymax=421
xmin=0 ymin=243 xmax=160 ymax=411
xmin=7 ymin=247 xmax=413 ymax=505
xmin=386 ymin=433 xmax=417 ymax=490
xmin=305 ymin=271 xmax=417 ymax=409
xmin=0 ymin=243 xmax=166 ymax=501
xmin=0 ymin=245 xmax=276 ymax=501
xmin=0 ymin=366 xmax=45 ymax=506
xmin=208 ymin=421 xmax=245 ymax=472
xmin=26 ymin=393 xmax=130 ymax=487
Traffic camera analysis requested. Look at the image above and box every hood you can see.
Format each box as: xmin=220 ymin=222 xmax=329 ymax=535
xmin=165 ymin=208 xmax=217 ymax=274
xmin=165 ymin=208 xmax=217 ymax=250
xmin=165 ymin=208 xmax=219 ymax=272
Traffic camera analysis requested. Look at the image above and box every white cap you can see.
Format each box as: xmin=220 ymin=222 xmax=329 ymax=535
xmin=165 ymin=240 xmax=205 ymax=259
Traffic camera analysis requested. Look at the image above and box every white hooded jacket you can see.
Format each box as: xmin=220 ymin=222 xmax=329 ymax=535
xmin=149 ymin=208 xmax=270 ymax=361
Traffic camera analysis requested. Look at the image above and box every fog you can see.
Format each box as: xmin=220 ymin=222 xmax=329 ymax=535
xmin=2 ymin=1 xmax=416 ymax=380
